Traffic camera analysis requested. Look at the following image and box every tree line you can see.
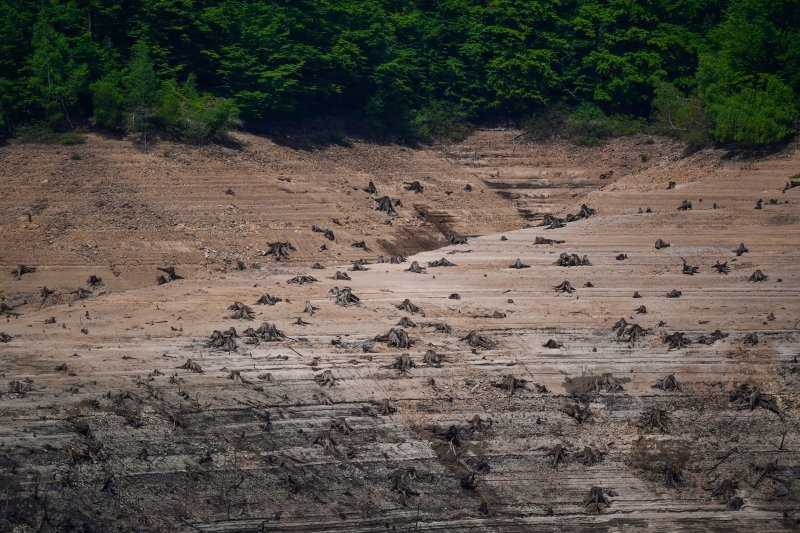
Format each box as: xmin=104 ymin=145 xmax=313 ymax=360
xmin=0 ymin=0 xmax=797 ymax=146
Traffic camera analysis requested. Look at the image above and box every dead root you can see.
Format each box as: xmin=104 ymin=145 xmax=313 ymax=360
xmin=397 ymin=298 xmax=423 ymax=314
xmin=729 ymin=383 xmax=780 ymax=415
xmin=228 ymin=301 xmax=254 ymax=320
xmin=652 ymin=374 xmax=682 ymax=392
xmin=177 ymin=359 xmax=203 ymax=373
xmin=375 ymin=328 xmax=412 ymax=348
xmin=461 ymin=331 xmax=496 ymax=349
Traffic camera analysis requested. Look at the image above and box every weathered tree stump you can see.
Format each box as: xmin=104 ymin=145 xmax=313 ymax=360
xmin=177 ymin=359 xmax=203 ymax=373
xmin=553 ymin=280 xmax=575 ymax=294
xmin=87 ymin=275 xmax=103 ymax=287
xmin=534 ymin=236 xmax=565 ymax=245
xmin=12 ymin=265 xmax=36 ymax=279
xmin=543 ymin=339 xmax=562 ymax=349
xmin=404 ymin=180 xmax=424 ymax=193
xmin=228 ymin=301 xmax=254 ymax=320
xmin=564 ymin=402 xmax=592 ymax=424
xmin=243 ymin=322 xmax=286 ymax=344
xmin=461 ymin=331 xmax=496 ymax=349
xmin=0 ymin=332 xmax=12 ymax=343
xmin=397 ymin=316 xmax=417 ymax=328
xmin=311 ymin=262 xmax=324 ymax=270
xmin=566 ymin=204 xmax=596 ymax=222
xmin=640 ymin=407 xmax=670 ymax=432
xmin=391 ymin=353 xmax=415 ymax=374
xmin=635 ymin=305 xmax=647 ymax=314
xmin=448 ymin=234 xmax=469 ymax=245
xmin=697 ymin=329 xmax=727 ymax=345
xmin=493 ymin=374 xmax=525 ymax=397
xmin=509 ymin=258 xmax=530 ymax=269
xmin=206 ymin=329 xmax=238 ymax=351
xmin=334 ymin=271 xmax=351 ymax=281
xmin=423 ymin=349 xmax=443 ymax=367
xmin=664 ymin=465 xmax=684 ymax=488
xmin=304 ymin=301 xmax=319 ymax=314
xmin=405 ymin=261 xmax=426 ymax=273
xmin=288 ymin=275 xmax=318 ymax=284
xmin=584 ymin=486 xmax=610 ymax=514
xmin=375 ymin=196 xmax=400 ymax=215
xmin=678 ymin=200 xmax=692 ymax=210
xmin=352 ymin=240 xmax=369 ymax=250
xmin=397 ymin=298 xmax=423 ymax=314
xmin=315 ymin=369 xmax=337 ymax=387
xmin=733 ymin=243 xmax=748 ymax=256
xmin=748 ymin=270 xmax=768 ymax=282
xmin=555 ymin=252 xmax=590 ymax=267
xmin=375 ymin=328 xmax=412 ymax=348
xmin=580 ymin=447 xmax=603 ymax=466
xmin=263 ymin=242 xmax=295 ymax=261
xmin=681 ymin=258 xmax=699 ymax=275
xmin=655 ymin=239 xmax=670 ymax=250
xmin=428 ymin=257 xmax=456 ymax=267
xmin=713 ymin=261 xmax=730 ymax=274
xmin=664 ymin=331 xmax=689 ymax=350
xmin=666 ymin=289 xmax=682 ymax=298
xmin=332 ymin=287 xmax=359 ymax=306
xmin=364 ymin=181 xmax=377 ymax=194
xmin=547 ymin=444 xmax=568 ymax=468
xmin=255 ymin=293 xmax=282 ymax=305
xmin=616 ymin=253 xmax=628 ymax=261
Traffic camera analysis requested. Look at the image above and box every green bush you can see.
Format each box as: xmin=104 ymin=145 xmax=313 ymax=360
xmin=156 ymin=76 xmax=239 ymax=143
xmin=91 ymin=75 xmax=125 ymax=130
xmin=652 ymin=82 xmax=708 ymax=147
xmin=14 ymin=123 xmax=85 ymax=144
xmin=706 ymin=76 xmax=797 ymax=146
xmin=565 ymin=104 xmax=644 ymax=145
xmin=409 ymin=101 xmax=472 ymax=142
xmin=523 ymin=105 xmax=568 ymax=141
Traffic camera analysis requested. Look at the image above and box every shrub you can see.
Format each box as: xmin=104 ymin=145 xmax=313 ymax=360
xmin=523 ymin=105 xmax=568 ymax=141
xmin=409 ymin=101 xmax=472 ymax=141
xmin=14 ymin=123 xmax=85 ymax=144
xmin=91 ymin=75 xmax=125 ymax=130
xmin=565 ymin=104 xmax=643 ymax=145
xmin=652 ymin=82 xmax=708 ymax=147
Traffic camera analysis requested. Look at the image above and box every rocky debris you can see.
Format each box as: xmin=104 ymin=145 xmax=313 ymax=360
xmin=332 ymin=287 xmax=359 ymax=306
xmin=228 ymin=301 xmax=254 ymax=320
xmin=0 ymin=332 xmax=12 ymax=343
xmin=534 ymin=236 xmax=564 ymax=245
xmin=376 ymin=196 xmax=400 ymax=215
xmin=391 ymin=353 xmax=415 ymax=374
xmin=547 ymin=444 xmax=568 ymax=468
xmin=255 ymin=293 xmax=282 ymax=305
xmin=509 ymin=258 xmax=530 ymax=269
xmin=640 ymin=407 xmax=670 ymax=433
xmin=206 ymin=328 xmax=239 ymax=351
xmin=397 ymin=317 xmax=416 ymax=328
xmin=315 ymin=370 xmax=336 ymax=387
xmin=553 ymin=280 xmax=575 ymax=294
xmin=733 ymin=243 xmax=748 ymax=256
xmin=713 ymin=261 xmax=730 ymax=274
xmin=493 ymin=374 xmax=526 ymax=397
xmin=262 ymin=242 xmax=295 ymax=261
xmin=653 ymin=374 xmax=682 ymax=392
xmin=678 ymin=200 xmax=692 ymax=210
xmin=655 ymin=239 xmax=670 ymax=250
xmin=749 ymin=270 xmax=768 ymax=282
xmin=177 ymin=359 xmax=203 ymax=373
xmin=729 ymin=383 xmax=779 ymax=415
xmin=375 ymin=328 xmax=412 ymax=348
xmin=243 ymin=322 xmax=286 ymax=343
xmin=87 ymin=275 xmax=103 ymax=287
xmin=157 ymin=266 xmax=183 ymax=285
xmin=664 ymin=332 xmax=689 ymax=350
xmin=697 ymin=329 xmax=727 ymax=345
xmin=428 ymin=257 xmax=456 ymax=267
xmin=288 ymin=275 xmax=318 ymax=284
xmin=405 ymin=261 xmax=426 ymax=273
xmin=743 ymin=332 xmax=759 ymax=345
xmin=12 ymin=264 xmax=36 ymax=279
xmin=461 ymin=331 xmax=496 ymax=349
xmin=404 ymin=180 xmax=424 ymax=193
xmin=666 ymin=289 xmax=682 ymax=298
xmin=423 ymin=349 xmax=443 ymax=367
xmin=448 ymin=234 xmax=469 ymax=245
xmin=543 ymin=339 xmax=562 ymax=349
xmin=334 ymin=271 xmax=351 ymax=281
xmin=555 ymin=252 xmax=590 ymax=267
xmin=364 ymin=181 xmax=377 ymax=194
xmin=584 ymin=486 xmax=611 ymax=514
xmin=681 ymin=258 xmax=699 ymax=275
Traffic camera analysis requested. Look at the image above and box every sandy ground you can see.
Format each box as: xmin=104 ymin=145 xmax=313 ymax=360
xmin=0 ymin=131 xmax=798 ymax=531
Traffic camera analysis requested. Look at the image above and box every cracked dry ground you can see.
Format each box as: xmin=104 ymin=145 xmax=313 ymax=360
xmin=1 ymin=133 xmax=799 ymax=531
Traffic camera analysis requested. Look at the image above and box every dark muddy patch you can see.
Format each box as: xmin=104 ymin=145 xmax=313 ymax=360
xmin=483 ymin=180 xmax=594 ymax=190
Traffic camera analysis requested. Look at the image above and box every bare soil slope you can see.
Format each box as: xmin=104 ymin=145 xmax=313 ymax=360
xmin=0 ymin=131 xmax=798 ymax=531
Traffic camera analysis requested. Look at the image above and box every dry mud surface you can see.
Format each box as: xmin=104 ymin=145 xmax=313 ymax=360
xmin=0 ymin=131 xmax=799 ymax=531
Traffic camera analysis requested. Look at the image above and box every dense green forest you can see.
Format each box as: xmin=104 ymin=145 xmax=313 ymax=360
xmin=0 ymin=0 xmax=798 ymax=146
